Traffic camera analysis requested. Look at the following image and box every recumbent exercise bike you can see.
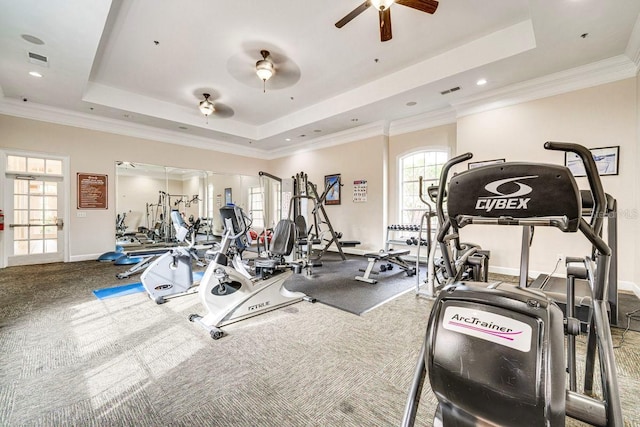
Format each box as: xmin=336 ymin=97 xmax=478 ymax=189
xmin=189 ymin=205 xmax=311 ymax=339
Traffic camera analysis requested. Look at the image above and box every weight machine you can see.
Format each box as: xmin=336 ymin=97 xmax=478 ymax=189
xmin=290 ymin=171 xmax=359 ymax=261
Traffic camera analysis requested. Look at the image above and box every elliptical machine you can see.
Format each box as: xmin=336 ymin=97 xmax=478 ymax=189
xmin=415 ymin=154 xmax=490 ymax=298
xmin=141 ymin=210 xmax=204 ymax=304
xmin=402 ymin=142 xmax=622 ymax=426
xmin=189 ymin=205 xmax=309 ymax=339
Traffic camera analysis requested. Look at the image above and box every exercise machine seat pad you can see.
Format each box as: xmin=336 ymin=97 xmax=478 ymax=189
xmin=270 ymin=219 xmax=295 ymax=256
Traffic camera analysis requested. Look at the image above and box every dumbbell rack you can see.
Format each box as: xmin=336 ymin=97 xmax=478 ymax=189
xmin=384 ymin=224 xmax=431 ymax=253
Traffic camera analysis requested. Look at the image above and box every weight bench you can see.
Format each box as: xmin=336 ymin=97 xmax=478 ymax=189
xmin=355 ymin=249 xmax=416 ymax=284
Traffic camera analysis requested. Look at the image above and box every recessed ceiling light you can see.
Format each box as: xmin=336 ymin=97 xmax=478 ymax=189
xmin=29 ymin=71 xmax=42 ymax=78
xmin=406 ymin=101 xmax=417 ymax=106
xmin=21 ymin=34 xmax=44 ymax=45
xmin=299 ymin=134 xmax=306 ymax=137
xmin=476 ymin=79 xmax=487 ymax=86
xmin=285 ymin=138 xmax=291 ymax=141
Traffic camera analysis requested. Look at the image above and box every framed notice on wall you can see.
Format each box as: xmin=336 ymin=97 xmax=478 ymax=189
xmin=77 ymin=173 xmax=108 ymax=209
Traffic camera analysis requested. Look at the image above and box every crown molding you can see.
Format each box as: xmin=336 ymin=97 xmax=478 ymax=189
xmin=389 ymin=107 xmax=457 ymax=136
xmin=625 ymin=14 xmax=640 ymax=70
xmin=452 ymin=55 xmax=638 ymax=118
xmin=2 ymin=53 xmax=638 ymax=160
xmin=0 ymin=98 xmax=266 ymax=158
xmin=266 ymin=121 xmax=387 ymax=160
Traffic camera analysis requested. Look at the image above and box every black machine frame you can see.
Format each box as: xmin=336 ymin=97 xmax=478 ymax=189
xmin=402 ymin=142 xmax=623 ymax=427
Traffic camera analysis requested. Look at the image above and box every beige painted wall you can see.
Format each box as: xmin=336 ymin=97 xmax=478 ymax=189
xmin=0 ymin=115 xmax=267 ymax=259
xmin=1 ymin=77 xmax=639 ymax=291
xmin=268 ymin=136 xmax=387 ymax=252
xmin=456 ymin=78 xmax=638 ymax=286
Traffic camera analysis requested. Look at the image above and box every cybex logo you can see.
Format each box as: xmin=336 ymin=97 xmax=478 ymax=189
xmin=475 ymin=175 xmax=538 ymax=212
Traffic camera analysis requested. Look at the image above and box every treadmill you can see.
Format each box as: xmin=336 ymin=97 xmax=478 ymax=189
xmin=530 ymin=190 xmax=618 ymax=328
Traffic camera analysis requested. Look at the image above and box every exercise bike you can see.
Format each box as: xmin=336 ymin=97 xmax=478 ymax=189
xmin=141 ymin=210 xmax=205 ymax=304
xmin=402 ymin=142 xmax=622 ymax=426
xmin=189 ymin=205 xmax=310 ymax=340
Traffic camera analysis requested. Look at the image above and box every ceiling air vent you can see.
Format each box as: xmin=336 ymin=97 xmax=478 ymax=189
xmin=440 ymin=86 xmax=460 ymax=95
xmin=28 ymin=52 xmax=48 ymax=67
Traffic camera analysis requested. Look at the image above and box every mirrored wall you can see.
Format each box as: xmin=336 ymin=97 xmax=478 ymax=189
xmin=115 ymin=162 xmax=282 ymax=244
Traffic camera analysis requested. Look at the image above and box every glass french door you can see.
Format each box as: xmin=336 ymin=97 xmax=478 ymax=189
xmin=3 ymin=153 xmax=67 ymax=266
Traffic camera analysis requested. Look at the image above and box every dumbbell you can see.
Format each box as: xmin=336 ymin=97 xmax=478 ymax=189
xmin=406 ymin=237 xmax=419 ymax=245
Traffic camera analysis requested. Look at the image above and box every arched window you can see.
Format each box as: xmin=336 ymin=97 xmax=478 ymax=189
xmin=399 ymin=149 xmax=448 ymax=225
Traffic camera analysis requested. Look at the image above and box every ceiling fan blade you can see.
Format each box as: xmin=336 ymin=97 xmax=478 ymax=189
xmin=335 ymin=1 xmax=371 ymax=28
xmin=396 ymin=0 xmax=438 ymax=14
xmin=379 ymin=7 xmax=392 ymax=42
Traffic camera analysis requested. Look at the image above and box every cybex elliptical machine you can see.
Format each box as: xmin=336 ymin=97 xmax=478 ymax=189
xmin=403 ymin=142 xmax=622 ymax=426
xmin=189 ymin=205 xmax=310 ymax=339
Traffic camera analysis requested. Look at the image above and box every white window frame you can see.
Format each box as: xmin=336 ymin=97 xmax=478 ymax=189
xmin=398 ymin=148 xmax=449 ymax=226
xmin=248 ymin=186 xmax=264 ymax=230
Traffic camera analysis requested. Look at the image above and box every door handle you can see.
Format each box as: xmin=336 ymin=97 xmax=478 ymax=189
xmin=9 ymin=222 xmax=64 ymax=228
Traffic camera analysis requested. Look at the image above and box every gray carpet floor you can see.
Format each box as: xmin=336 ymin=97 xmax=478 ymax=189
xmin=1 ymin=261 xmax=639 ymax=426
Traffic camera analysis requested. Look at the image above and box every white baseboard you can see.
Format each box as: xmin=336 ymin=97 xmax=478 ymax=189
xmin=489 ymin=266 xmax=640 ymax=298
xmin=70 ymin=253 xmax=104 ymax=262
xmin=621 ymin=280 xmax=640 ymax=298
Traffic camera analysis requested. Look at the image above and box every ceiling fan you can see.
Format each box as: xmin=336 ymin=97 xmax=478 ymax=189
xmin=194 ymin=91 xmax=235 ymax=120
xmin=335 ymin=0 xmax=439 ymax=42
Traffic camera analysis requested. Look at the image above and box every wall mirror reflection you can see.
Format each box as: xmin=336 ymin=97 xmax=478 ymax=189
xmin=114 ymin=162 xmax=281 ymax=248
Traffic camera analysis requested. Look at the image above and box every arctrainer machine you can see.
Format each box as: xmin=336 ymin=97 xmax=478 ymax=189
xmin=402 ymin=142 xmax=622 ymax=426
xmin=189 ymin=205 xmax=310 ymax=339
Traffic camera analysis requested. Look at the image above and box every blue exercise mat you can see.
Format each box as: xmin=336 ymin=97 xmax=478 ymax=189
xmin=92 ymin=282 xmax=145 ymax=299
xmin=92 ymin=271 xmax=205 ymax=300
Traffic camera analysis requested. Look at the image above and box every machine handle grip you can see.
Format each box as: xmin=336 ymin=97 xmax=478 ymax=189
xmin=436 ymin=152 xmax=473 ymax=224
xmin=418 ymin=176 xmax=433 ymax=209
xmin=544 ymin=141 xmax=606 ymax=236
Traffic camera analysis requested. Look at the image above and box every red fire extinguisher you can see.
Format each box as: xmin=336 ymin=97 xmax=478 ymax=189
xmin=0 ymin=209 xmax=4 ymax=231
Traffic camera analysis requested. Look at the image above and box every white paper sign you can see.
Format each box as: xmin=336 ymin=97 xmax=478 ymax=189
xmin=353 ymin=179 xmax=367 ymax=202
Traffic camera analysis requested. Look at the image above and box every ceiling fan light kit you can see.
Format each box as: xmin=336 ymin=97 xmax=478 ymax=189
xmin=256 ymin=50 xmax=275 ymax=92
xmin=199 ymin=93 xmax=215 ymax=122
xmin=335 ymin=0 xmax=439 ymax=42
xmin=370 ymin=0 xmax=395 ymax=10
